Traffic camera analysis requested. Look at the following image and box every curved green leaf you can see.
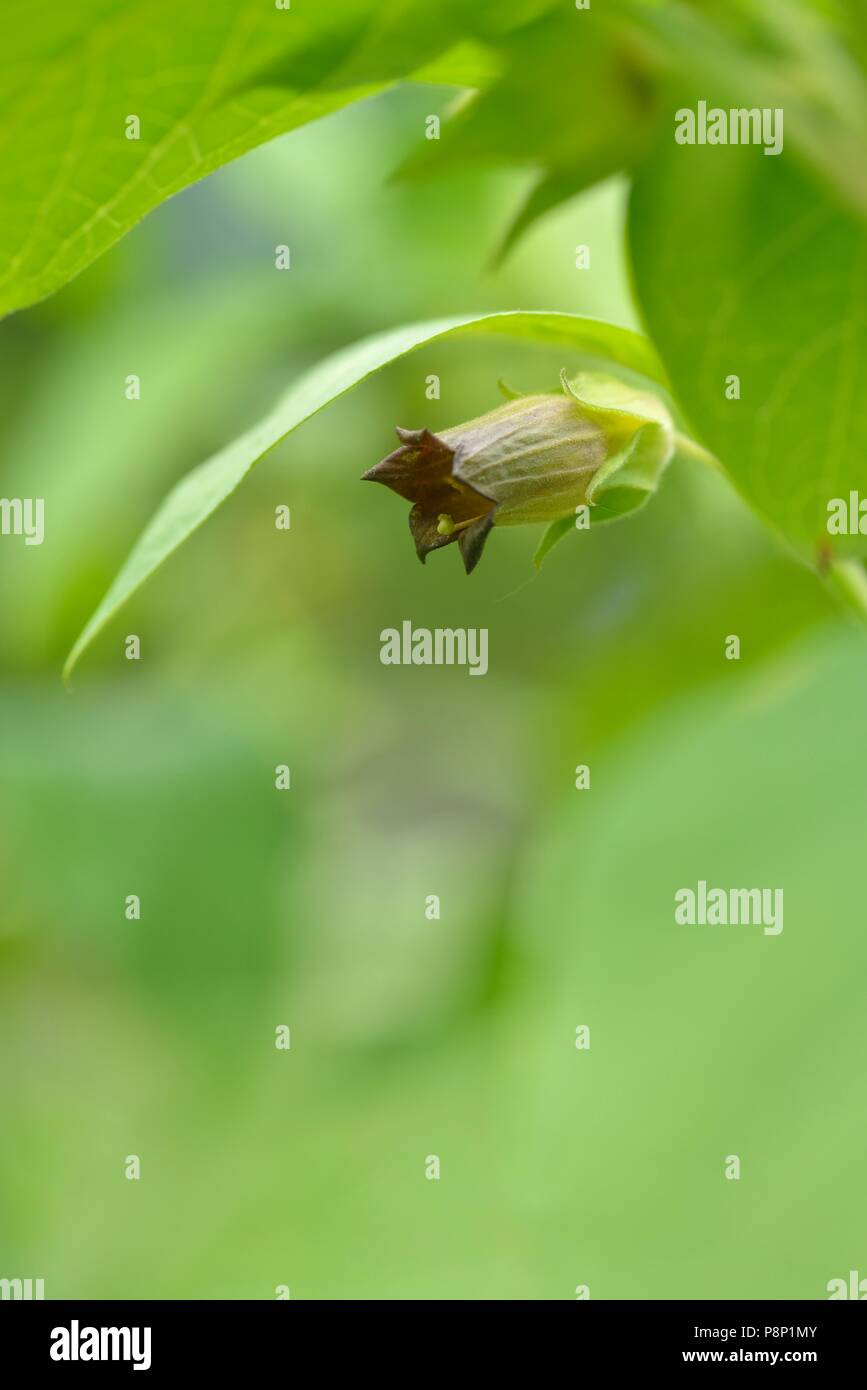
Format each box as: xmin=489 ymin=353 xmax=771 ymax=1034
xmin=63 ymin=309 xmax=667 ymax=683
xmin=629 ymin=130 xmax=867 ymax=564
xmin=0 ymin=0 xmax=480 ymax=319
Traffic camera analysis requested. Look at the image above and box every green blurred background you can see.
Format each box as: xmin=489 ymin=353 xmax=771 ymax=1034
xmin=1 ymin=80 xmax=865 ymax=1300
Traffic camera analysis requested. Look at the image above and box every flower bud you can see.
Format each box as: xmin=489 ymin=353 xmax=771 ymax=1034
xmin=362 ymin=371 xmax=673 ymax=571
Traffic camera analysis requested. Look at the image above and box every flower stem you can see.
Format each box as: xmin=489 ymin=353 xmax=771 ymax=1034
xmin=825 ymin=558 xmax=867 ymax=626
xmin=673 ymin=431 xmax=723 ymax=473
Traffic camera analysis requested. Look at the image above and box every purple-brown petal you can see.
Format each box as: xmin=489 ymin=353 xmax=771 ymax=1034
xmin=458 ymin=514 xmax=495 ymax=573
xmin=362 ymin=428 xmax=455 ymax=502
xmin=363 ymin=426 xmax=497 ymax=563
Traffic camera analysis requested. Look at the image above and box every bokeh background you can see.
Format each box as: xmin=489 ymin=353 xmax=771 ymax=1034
xmin=1 ymin=79 xmax=865 ymax=1299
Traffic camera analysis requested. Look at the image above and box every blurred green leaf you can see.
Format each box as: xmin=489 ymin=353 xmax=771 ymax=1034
xmin=405 ymin=0 xmax=867 ymax=261
xmin=398 ymin=7 xmax=658 ymax=262
xmin=64 ymin=310 xmax=666 ymax=681
xmin=510 ymin=627 xmax=867 ymax=1297
xmin=621 ymin=0 xmax=867 ymax=221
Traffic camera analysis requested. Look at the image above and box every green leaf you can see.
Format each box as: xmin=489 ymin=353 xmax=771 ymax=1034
xmin=396 ymin=7 xmax=658 ymax=258
xmin=629 ymin=132 xmax=867 ymax=564
xmin=63 ymin=310 xmax=667 ymax=682
xmin=0 ymin=0 xmax=477 ymax=319
xmin=493 ymin=167 xmax=623 ymax=269
xmin=620 ymin=0 xmax=867 ymax=223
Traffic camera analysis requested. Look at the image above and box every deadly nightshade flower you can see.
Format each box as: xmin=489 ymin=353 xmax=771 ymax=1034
xmin=362 ymin=371 xmax=674 ymax=572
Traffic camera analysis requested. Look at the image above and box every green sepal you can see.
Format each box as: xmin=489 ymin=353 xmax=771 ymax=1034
xmin=534 ymin=372 xmax=674 ymax=568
